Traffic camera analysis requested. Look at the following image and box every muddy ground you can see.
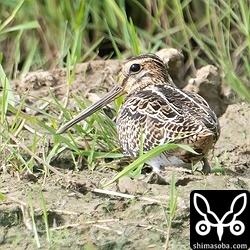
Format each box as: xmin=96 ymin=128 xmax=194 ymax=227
xmin=0 ymin=50 xmax=249 ymax=249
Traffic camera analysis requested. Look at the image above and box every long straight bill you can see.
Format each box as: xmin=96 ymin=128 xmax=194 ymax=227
xmin=56 ymin=86 xmax=124 ymax=134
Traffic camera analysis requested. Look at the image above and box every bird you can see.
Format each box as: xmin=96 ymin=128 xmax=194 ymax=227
xmin=56 ymin=53 xmax=220 ymax=173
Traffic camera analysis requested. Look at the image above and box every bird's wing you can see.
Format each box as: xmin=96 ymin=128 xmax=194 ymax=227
xmin=117 ymin=87 xmax=216 ymax=156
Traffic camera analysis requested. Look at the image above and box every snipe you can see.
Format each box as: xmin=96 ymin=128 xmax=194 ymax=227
xmin=57 ymin=54 xmax=220 ymax=173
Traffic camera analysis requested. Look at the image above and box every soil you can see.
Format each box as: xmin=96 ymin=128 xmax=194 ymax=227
xmin=0 ymin=50 xmax=249 ymax=249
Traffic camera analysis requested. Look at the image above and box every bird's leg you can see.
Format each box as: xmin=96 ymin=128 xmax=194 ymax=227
xmin=201 ymin=158 xmax=211 ymax=174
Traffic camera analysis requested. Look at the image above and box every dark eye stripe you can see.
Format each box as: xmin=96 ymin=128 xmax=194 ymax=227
xmin=128 ymin=53 xmax=165 ymax=69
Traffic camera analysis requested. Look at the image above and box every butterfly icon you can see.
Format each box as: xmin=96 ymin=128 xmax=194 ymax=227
xmin=193 ymin=192 xmax=247 ymax=241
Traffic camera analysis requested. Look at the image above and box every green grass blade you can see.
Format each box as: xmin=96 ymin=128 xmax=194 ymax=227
xmin=28 ymin=195 xmax=41 ymax=248
xmin=0 ymin=0 xmax=26 ymax=33
xmin=1 ymin=21 xmax=40 ymax=34
xmin=0 ymin=193 xmax=5 ymax=201
xmin=39 ymin=191 xmax=51 ymax=243
xmin=103 ymin=143 xmax=198 ymax=187
xmin=0 ymin=65 xmax=15 ymax=123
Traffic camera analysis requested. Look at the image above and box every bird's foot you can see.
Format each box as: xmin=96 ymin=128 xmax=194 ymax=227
xmin=201 ymin=158 xmax=211 ymax=174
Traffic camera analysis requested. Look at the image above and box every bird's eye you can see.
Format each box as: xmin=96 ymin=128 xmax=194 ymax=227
xmin=129 ymin=63 xmax=141 ymax=73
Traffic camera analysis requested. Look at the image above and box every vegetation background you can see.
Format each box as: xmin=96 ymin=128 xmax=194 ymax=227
xmin=0 ymin=0 xmax=249 ymax=249
xmin=1 ymin=0 xmax=249 ymax=99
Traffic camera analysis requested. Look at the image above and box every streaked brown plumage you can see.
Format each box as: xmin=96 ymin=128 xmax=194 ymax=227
xmin=57 ymin=54 xmax=220 ymax=173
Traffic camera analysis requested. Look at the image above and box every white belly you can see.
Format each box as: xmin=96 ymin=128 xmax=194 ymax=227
xmin=146 ymin=153 xmax=191 ymax=172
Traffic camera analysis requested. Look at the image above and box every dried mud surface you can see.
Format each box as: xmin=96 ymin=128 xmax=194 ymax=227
xmin=0 ymin=51 xmax=250 ymax=249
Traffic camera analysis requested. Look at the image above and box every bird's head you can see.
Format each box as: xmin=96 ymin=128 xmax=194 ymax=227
xmin=56 ymin=54 xmax=169 ymax=134
xmin=119 ymin=53 xmax=169 ymax=95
